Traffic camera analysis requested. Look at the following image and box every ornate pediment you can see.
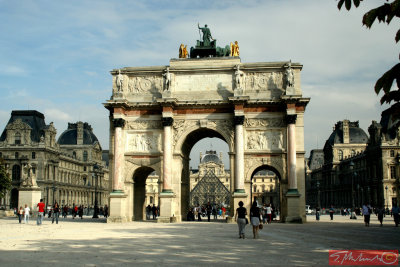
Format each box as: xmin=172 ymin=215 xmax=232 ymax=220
xmin=6 ymin=119 xmax=31 ymax=131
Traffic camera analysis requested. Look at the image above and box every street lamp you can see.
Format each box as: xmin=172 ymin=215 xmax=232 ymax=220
xmin=92 ymin=164 xmax=101 ymax=219
xmin=349 ymin=161 xmax=356 ymax=219
xmin=316 ymin=181 xmax=321 ymax=209
xmin=385 ymin=185 xmax=388 ymax=210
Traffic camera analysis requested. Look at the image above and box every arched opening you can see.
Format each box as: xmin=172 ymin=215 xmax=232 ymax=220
xmin=132 ymin=166 xmax=156 ymax=221
xmin=251 ymin=165 xmax=282 ymax=222
xmin=10 ymin=188 xmax=18 ymax=209
xmin=180 ymin=128 xmax=231 ymax=221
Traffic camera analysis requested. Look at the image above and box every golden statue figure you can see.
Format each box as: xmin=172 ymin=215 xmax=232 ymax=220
xmin=179 ymin=44 xmax=188 ymax=58
xmin=230 ymin=41 xmax=239 ymax=57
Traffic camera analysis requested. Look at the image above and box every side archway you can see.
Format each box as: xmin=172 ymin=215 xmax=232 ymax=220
xmin=132 ymin=166 xmax=155 ymax=221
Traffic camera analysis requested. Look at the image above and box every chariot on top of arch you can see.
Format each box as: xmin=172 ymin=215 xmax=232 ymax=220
xmin=109 ymin=59 xmax=303 ymax=104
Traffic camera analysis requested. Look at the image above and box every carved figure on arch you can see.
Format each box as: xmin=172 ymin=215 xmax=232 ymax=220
xmin=285 ymin=61 xmax=294 ymax=88
xmin=162 ymin=67 xmax=171 ymax=91
xmin=116 ymin=69 xmax=124 ymax=92
xmin=234 ymin=65 xmax=245 ymax=90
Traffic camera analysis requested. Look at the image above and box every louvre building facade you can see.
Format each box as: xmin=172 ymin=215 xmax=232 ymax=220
xmin=0 ymin=110 xmax=110 ymax=210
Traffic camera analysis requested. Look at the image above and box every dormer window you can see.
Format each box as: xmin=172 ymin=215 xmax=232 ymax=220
xmin=14 ymin=132 xmax=21 ymax=145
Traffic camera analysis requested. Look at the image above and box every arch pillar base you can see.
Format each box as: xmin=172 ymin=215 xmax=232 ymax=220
xmin=284 ymin=192 xmax=303 ymax=223
xmin=19 ymin=187 xmax=41 ymax=212
xmin=108 ymin=191 xmax=128 ymax=223
xmin=157 ymin=191 xmax=179 ymax=223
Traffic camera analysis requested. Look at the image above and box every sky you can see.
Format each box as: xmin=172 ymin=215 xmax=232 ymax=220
xmin=0 ymin=1 xmax=398 ymax=168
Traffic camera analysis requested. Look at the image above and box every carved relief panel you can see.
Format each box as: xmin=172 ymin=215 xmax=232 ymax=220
xmin=127 ymin=76 xmax=163 ymax=94
xmin=126 ymin=132 xmax=162 ymax=153
xmin=245 ymin=72 xmax=284 ymax=91
xmin=245 ymin=130 xmax=284 ymax=151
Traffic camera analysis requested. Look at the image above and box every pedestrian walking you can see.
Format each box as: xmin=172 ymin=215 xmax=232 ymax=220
xmin=146 ymin=205 xmax=151 ymax=220
xmin=37 ymin=199 xmax=45 ymax=225
xmin=18 ymin=206 xmax=23 ymax=223
xmin=234 ymin=201 xmax=247 ymax=239
xmin=104 ymin=204 xmax=109 ymax=218
xmin=206 ymin=202 xmax=212 ymax=222
xmin=78 ymin=205 xmax=84 ymax=219
xmin=152 ymin=204 xmax=157 ymax=220
xmin=266 ymin=203 xmax=272 ymax=224
xmin=316 ymin=207 xmax=320 ymax=221
xmin=362 ymin=203 xmax=372 ymax=227
xmin=63 ymin=205 xmax=68 ymax=218
xmin=250 ymin=201 xmax=262 ymax=239
xmin=377 ymin=206 xmax=385 ymax=226
xmin=24 ymin=204 xmax=30 ymax=224
xmin=221 ymin=206 xmax=226 ymax=220
xmin=392 ymin=204 xmax=399 ymax=227
xmin=329 ymin=205 xmax=334 ymax=220
xmin=52 ymin=201 xmax=60 ymax=224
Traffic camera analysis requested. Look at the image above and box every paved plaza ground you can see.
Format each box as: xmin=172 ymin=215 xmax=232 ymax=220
xmin=0 ymin=214 xmax=399 ymax=266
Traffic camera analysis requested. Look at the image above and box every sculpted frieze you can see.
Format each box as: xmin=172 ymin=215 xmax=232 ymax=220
xmin=127 ymin=76 xmax=163 ymax=94
xmin=246 ymin=72 xmax=283 ymax=91
xmin=127 ymin=133 xmax=161 ymax=152
xmin=244 ymin=118 xmax=285 ymax=128
xmin=127 ymin=120 xmax=162 ymax=130
xmin=246 ymin=130 xmax=284 ymax=150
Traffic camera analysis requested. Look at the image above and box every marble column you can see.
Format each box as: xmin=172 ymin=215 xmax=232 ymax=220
xmin=286 ymin=114 xmax=298 ymax=193
xmin=112 ymin=118 xmax=125 ymax=192
xmin=234 ymin=115 xmax=245 ymax=193
xmin=162 ymin=117 xmax=173 ymax=193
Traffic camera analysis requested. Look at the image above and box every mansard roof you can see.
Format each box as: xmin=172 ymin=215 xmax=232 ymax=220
xmin=0 ymin=110 xmax=46 ymax=142
xmin=326 ymin=121 xmax=368 ymax=146
xmin=58 ymin=122 xmax=99 ymax=145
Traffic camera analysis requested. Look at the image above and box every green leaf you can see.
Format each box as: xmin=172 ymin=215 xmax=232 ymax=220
xmin=353 ymin=0 xmax=361 ymax=8
xmin=338 ymin=0 xmax=345 ymax=10
xmin=375 ymin=63 xmax=400 ymax=95
xmin=396 ymin=29 xmax=400 ymax=43
xmin=345 ymin=0 xmax=352 ymax=10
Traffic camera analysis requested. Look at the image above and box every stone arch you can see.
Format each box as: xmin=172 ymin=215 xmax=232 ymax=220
xmin=174 ymin=126 xmax=232 ymax=220
xmin=174 ymin=123 xmax=234 ymax=154
xmin=131 ymin=166 xmax=156 ymax=221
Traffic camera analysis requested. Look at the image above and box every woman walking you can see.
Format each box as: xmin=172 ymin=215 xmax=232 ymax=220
xmin=18 ymin=206 xmax=23 ymax=223
xmin=24 ymin=204 xmax=30 ymax=224
xmin=250 ymin=201 xmax=262 ymax=239
xmin=234 ymin=201 xmax=247 ymax=239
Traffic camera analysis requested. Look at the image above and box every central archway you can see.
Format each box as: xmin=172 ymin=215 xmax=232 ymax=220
xmin=177 ymin=127 xmax=232 ymax=220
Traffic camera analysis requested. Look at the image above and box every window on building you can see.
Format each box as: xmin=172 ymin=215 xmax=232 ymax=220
xmin=390 ymin=150 xmax=395 ymax=157
xmin=14 ymin=132 xmax=21 ymax=145
xmin=262 ymin=178 xmax=264 ymax=182
xmin=390 ymin=166 xmax=396 ymax=179
xmin=83 ymin=151 xmax=88 ymax=162
xmin=253 ymin=185 xmax=257 ymax=192
xmin=32 ymin=152 xmax=36 ymax=159
xmin=270 ymin=185 xmax=273 ymax=192
xmin=262 ymin=185 xmax=265 ymax=192
xmin=84 ymin=166 xmax=87 ymax=171
xmin=15 ymin=152 xmax=19 ymax=159
xmin=338 ymin=150 xmax=343 ymax=160
xmin=12 ymin=165 xmax=21 ymax=181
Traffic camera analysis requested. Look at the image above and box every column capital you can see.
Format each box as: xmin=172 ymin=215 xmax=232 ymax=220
xmin=234 ymin=115 xmax=245 ymax=126
xmin=285 ymin=114 xmax=297 ymax=125
xmin=113 ymin=118 xmax=125 ymax=128
xmin=162 ymin=117 xmax=174 ymax=127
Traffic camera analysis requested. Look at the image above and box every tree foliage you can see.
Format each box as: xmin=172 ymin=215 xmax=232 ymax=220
xmin=338 ymin=0 xmax=400 ymax=128
xmin=0 ymin=158 xmax=11 ymax=199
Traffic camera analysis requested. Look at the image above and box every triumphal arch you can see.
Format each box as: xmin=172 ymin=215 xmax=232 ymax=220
xmin=104 ymin=32 xmax=309 ymax=223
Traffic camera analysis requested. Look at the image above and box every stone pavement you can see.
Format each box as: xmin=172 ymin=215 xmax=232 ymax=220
xmin=0 ymin=214 xmax=399 ymax=266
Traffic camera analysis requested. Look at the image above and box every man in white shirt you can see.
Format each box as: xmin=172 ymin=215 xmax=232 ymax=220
xmin=23 ymin=204 xmax=30 ymax=224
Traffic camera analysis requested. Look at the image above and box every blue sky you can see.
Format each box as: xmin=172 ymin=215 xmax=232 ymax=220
xmin=0 ymin=1 xmax=398 ymax=168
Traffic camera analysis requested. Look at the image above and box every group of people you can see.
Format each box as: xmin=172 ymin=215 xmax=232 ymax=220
xmin=15 ymin=199 xmax=109 ymax=225
xmin=145 ymin=204 xmax=159 ymax=220
xmin=186 ymin=203 xmax=227 ymax=222
xmin=315 ymin=203 xmax=400 ymax=227
xmin=235 ymin=201 xmax=268 ymax=239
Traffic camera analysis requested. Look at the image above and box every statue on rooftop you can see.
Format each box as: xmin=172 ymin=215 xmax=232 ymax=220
xmin=179 ymin=44 xmax=188 ymax=58
xmin=198 ymin=23 xmax=214 ymax=47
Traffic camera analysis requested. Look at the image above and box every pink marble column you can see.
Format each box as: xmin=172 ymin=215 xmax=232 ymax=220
xmin=286 ymin=114 xmax=298 ymax=192
xmin=113 ymin=118 xmax=125 ymax=192
xmin=234 ymin=115 xmax=245 ymax=193
xmin=162 ymin=117 xmax=173 ymax=193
